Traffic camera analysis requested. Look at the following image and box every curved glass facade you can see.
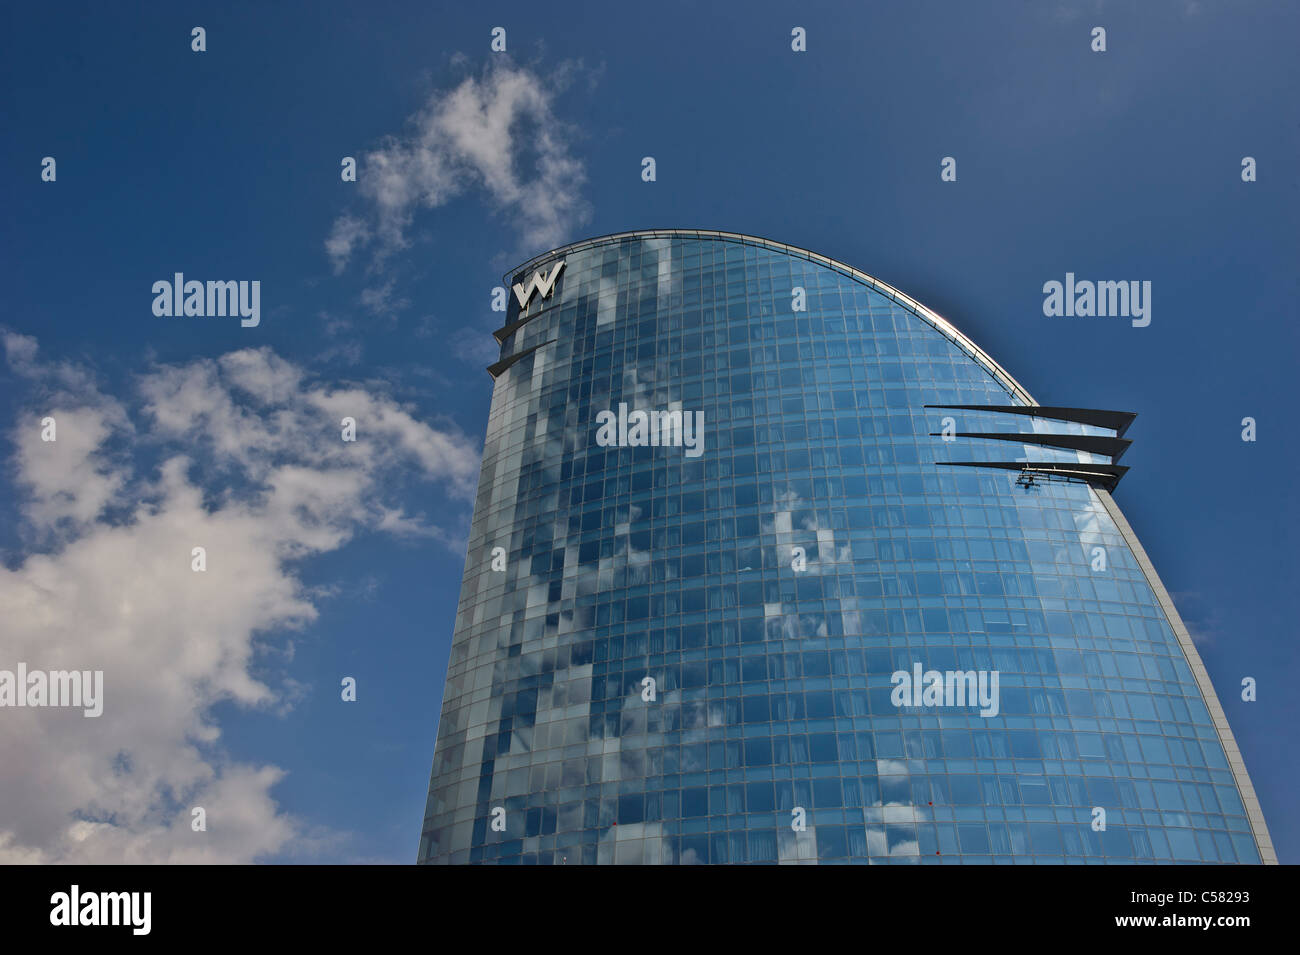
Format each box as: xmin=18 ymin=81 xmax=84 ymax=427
xmin=418 ymin=231 xmax=1273 ymax=864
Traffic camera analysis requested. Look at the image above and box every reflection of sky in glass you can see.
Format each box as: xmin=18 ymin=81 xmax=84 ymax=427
xmin=419 ymin=235 xmax=1264 ymax=864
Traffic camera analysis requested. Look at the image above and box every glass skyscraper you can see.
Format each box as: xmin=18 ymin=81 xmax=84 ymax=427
xmin=418 ymin=230 xmax=1274 ymax=864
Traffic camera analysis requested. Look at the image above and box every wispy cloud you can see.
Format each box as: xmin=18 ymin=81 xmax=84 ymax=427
xmin=327 ymin=59 xmax=590 ymax=277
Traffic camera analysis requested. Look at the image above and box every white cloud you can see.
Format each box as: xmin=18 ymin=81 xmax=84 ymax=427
xmin=14 ymin=405 xmax=125 ymax=530
xmin=327 ymin=61 xmax=589 ymax=272
xmin=0 ymin=337 xmax=479 ymax=863
xmin=325 ymin=216 xmax=371 ymax=276
xmin=357 ymin=277 xmax=410 ymax=316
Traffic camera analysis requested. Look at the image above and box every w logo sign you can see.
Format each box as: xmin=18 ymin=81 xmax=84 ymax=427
xmin=512 ymin=260 xmax=565 ymax=308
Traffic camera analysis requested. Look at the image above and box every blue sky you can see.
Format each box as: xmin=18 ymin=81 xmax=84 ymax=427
xmin=0 ymin=1 xmax=1296 ymax=863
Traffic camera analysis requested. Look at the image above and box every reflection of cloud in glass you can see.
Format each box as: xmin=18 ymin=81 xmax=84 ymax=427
xmin=600 ymin=822 xmax=673 ymax=865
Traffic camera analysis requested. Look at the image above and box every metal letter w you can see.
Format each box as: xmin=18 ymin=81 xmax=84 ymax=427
xmin=512 ymin=260 xmax=566 ymax=308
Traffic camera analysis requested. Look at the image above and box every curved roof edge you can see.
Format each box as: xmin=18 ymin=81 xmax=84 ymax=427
xmin=508 ymin=229 xmax=1038 ymax=408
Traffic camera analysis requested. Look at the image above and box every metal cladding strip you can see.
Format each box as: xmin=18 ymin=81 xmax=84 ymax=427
xmin=933 ymin=431 xmax=1132 ymax=461
xmin=925 ymin=403 xmax=1137 ymax=438
xmin=486 ymin=339 xmax=555 ymax=379
xmin=494 ymin=298 xmax=565 ymax=344
xmin=939 ymin=460 xmax=1128 ymax=491
xmin=504 ymin=229 xmax=1037 ymax=409
xmin=1095 ymin=489 xmax=1278 ymax=865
